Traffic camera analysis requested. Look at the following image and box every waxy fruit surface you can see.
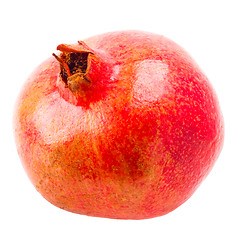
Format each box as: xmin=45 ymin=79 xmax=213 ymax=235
xmin=14 ymin=31 xmax=224 ymax=219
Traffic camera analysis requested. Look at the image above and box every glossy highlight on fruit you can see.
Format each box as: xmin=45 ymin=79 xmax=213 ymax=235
xmin=14 ymin=31 xmax=224 ymax=219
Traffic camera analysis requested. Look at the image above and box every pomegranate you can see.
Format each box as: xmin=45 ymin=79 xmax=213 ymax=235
xmin=14 ymin=31 xmax=224 ymax=219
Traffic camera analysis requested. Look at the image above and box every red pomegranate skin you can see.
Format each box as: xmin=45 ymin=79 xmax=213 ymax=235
xmin=14 ymin=31 xmax=224 ymax=219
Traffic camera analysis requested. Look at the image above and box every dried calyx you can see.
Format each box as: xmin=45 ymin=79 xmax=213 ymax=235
xmin=53 ymin=41 xmax=94 ymax=92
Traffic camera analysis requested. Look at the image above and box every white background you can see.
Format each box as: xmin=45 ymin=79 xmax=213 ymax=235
xmin=1 ymin=0 xmax=239 ymax=239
